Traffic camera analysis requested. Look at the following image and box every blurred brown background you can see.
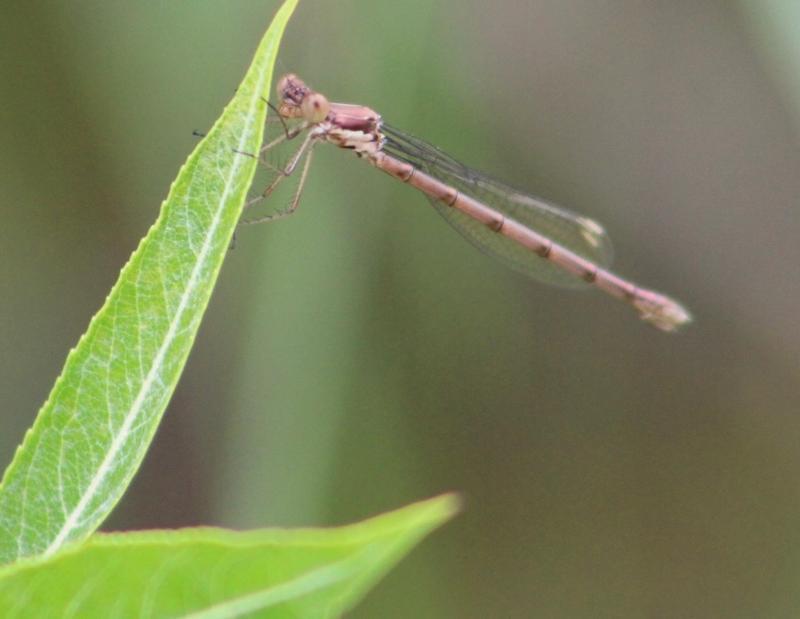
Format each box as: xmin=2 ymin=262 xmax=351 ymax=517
xmin=2 ymin=1 xmax=799 ymax=617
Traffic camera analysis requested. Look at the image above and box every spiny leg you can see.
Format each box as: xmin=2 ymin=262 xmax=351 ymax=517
xmin=232 ymin=123 xmax=310 ymax=209
xmin=258 ymin=120 xmax=308 ymax=158
xmin=264 ymin=99 xmax=293 ymax=140
xmin=241 ymin=129 xmax=316 ymax=213
xmin=232 ymin=116 xmax=309 ymax=177
xmin=241 ymin=141 xmax=315 ymax=225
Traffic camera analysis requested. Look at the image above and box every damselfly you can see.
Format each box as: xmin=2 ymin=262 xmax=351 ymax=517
xmin=243 ymin=74 xmax=691 ymax=332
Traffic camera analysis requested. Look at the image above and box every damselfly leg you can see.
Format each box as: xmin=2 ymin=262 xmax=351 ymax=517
xmin=237 ymin=111 xmax=316 ymax=224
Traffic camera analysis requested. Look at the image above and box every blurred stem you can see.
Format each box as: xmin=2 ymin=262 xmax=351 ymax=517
xmin=739 ymin=0 xmax=800 ymax=138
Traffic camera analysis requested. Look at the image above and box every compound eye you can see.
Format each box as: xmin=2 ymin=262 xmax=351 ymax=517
xmin=301 ymin=92 xmax=330 ymax=123
xmin=276 ymin=74 xmax=294 ymax=99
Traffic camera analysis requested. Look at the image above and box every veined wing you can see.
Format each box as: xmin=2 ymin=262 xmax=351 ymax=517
xmin=382 ymin=124 xmax=613 ymax=288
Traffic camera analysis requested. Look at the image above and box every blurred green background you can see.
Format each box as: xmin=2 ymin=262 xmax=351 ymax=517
xmin=2 ymin=1 xmax=799 ymax=617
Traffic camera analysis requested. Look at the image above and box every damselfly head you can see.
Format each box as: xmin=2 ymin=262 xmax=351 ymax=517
xmin=276 ymin=73 xmax=310 ymax=107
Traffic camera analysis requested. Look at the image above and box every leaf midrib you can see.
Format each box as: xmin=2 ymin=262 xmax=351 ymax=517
xmin=41 ymin=79 xmax=269 ymax=559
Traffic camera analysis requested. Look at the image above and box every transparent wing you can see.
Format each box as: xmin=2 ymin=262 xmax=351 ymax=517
xmin=382 ymin=124 xmax=614 ymax=288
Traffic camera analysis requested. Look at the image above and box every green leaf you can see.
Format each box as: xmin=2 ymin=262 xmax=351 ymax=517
xmin=0 ymin=0 xmax=299 ymax=565
xmin=0 ymin=495 xmax=459 ymax=618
